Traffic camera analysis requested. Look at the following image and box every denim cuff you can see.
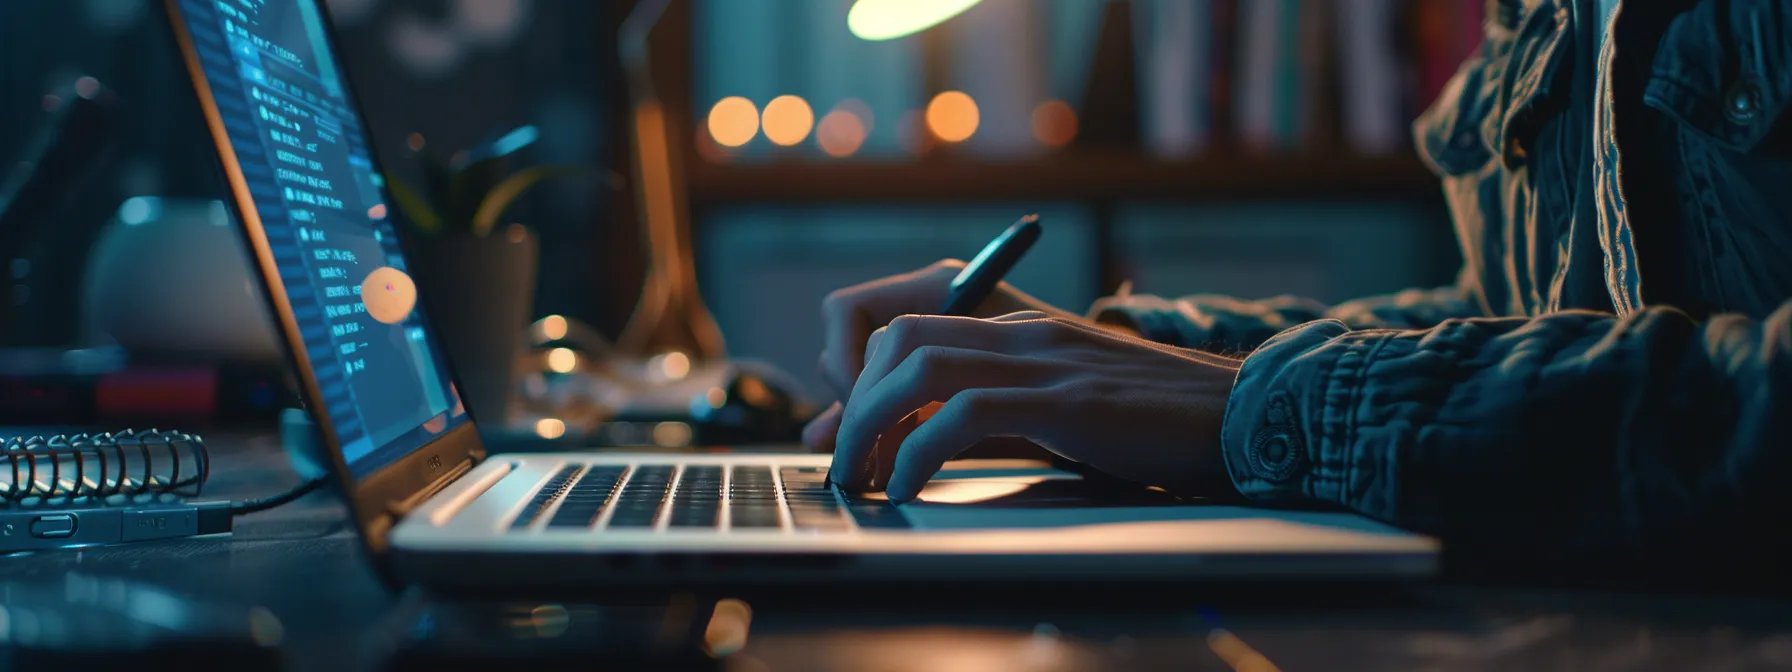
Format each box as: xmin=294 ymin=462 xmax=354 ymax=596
xmin=1219 ymin=319 xmax=1358 ymax=501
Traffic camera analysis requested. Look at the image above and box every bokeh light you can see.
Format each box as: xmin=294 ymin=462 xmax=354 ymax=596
xmin=762 ymin=95 xmax=815 ymax=146
xmin=535 ymin=418 xmax=566 ymax=440
xmin=1031 ymin=99 xmax=1078 ymax=147
xmin=540 ymin=314 xmax=568 ymax=341
xmin=657 ymin=351 xmax=692 ymax=380
xmin=925 ymin=91 xmax=979 ymax=143
xmin=707 ymin=96 xmax=760 ymax=148
xmin=547 ymin=347 xmax=577 ymax=374
xmin=836 ymin=98 xmax=875 ymax=133
xmin=817 ymin=107 xmax=868 ymax=157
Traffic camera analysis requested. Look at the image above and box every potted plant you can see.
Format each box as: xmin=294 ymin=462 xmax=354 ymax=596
xmin=385 ymin=125 xmax=582 ymax=429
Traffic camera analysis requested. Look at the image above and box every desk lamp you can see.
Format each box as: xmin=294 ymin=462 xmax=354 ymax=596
xmin=615 ymin=0 xmax=726 ymax=366
xmin=847 ymin=0 xmax=983 ymax=40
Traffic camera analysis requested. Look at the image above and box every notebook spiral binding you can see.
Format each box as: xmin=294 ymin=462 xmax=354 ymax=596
xmin=1 ymin=429 xmax=208 ymax=506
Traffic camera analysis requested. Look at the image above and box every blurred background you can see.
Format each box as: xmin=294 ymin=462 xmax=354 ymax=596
xmin=0 ymin=0 xmax=1474 ymax=440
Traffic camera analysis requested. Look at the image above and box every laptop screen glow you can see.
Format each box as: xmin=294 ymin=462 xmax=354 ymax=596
xmin=175 ymin=0 xmax=469 ymax=477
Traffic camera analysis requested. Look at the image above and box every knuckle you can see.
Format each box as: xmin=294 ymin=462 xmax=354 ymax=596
xmin=884 ymin=314 xmax=926 ymax=346
xmin=820 ymin=289 xmax=854 ymax=318
xmin=951 ymin=389 xmax=1002 ymax=418
xmin=908 ymin=344 xmax=950 ymax=371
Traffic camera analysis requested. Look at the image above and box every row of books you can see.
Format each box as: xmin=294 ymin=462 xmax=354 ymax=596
xmin=1133 ymin=0 xmax=1486 ymax=157
xmin=691 ymin=0 xmax=1486 ymax=159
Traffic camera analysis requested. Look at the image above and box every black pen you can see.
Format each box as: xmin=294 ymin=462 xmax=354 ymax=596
xmin=938 ymin=214 xmax=1042 ymax=316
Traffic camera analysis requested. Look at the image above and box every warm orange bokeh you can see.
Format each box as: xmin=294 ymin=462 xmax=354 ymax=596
xmin=762 ymin=95 xmax=815 ymax=146
xmin=706 ymin=96 xmax=759 ymax=147
xmin=1030 ymin=99 xmax=1078 ymax=147
xmin=817 ymin=108 xmax=868 ymax=157
xmin=925 ymin=91 xmax=979 ymax=143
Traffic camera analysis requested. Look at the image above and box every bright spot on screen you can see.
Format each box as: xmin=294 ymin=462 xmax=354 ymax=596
xmin=926 ymin=91 xmax=979 ymax=143
xmin=546 ymin=347 xmax=577 ymax=374
xmin=762 ymin=95 xmax=815 ymax=146
xmin=534 ymin=418 xmax=566 ymax=439
xmin=847 ymin=0 xmax=983 ymax=41
xmin=707 ymin=96 xmax=759 ymax=148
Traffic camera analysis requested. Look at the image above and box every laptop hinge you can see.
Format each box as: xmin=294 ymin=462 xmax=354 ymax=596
xmin=386 ymin=457 xmax=474 ymax=520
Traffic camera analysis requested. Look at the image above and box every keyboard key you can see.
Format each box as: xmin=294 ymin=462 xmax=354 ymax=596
xmin=546 ymin=466 xmax=628 ymax=529
xmin=603 ymin=465 xmax=675 ymax=528
xmin=510 ymin=465 xmax=585 ymax=530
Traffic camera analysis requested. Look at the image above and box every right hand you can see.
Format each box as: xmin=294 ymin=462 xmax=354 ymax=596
xmin=801 ymin=259 xmax=1081 ymax=452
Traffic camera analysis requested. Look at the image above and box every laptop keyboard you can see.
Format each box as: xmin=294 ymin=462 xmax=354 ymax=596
xmin=507 ymin=464 xmax=910 ymax=533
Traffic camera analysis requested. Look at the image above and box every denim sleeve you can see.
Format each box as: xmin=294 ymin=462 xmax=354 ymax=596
xmin=1219 ymin=301 xmax=1792 ymax=565
xmin=1088 ymin=272 xmax=1480 ymax=353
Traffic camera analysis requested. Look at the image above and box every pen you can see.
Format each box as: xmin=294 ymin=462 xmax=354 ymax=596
xmin=938 ymin=214 xmax=1042 ymax=316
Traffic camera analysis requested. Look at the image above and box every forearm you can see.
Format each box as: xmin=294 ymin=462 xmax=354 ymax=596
xmin=1090 ymin=277 xmax=1480 ymax=352
xmin=1220 ymin=303 xmax=1792 ymax=569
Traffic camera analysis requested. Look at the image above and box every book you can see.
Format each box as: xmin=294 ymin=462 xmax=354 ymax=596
xmin=1337 ymin=0 xmax=1405 ymax=154
xmin=1134 ymin=0 xmax=1211 ymax=158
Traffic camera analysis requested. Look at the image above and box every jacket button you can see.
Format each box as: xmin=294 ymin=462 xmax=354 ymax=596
xmin=1726 ymin=83 xmax=1761 ymax=122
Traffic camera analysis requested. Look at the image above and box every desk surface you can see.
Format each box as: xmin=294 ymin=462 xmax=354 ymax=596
xmin=6 ymin=432 xmax=1792 ymax=671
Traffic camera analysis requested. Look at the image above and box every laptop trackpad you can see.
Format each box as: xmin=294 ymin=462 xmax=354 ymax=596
xmin=887 ymin=459 xmax=1201 ymax=530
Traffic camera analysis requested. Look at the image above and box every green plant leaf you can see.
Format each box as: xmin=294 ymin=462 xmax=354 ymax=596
xmin=413 ymin=151 xmax=456 ymax=231
xmin=471 ymin=165 xmax=586 ymax=237
xmin=450 ymin=156 xmax=507 ymax=233
xmin=384 ymin=176 xmax=441 ymax=233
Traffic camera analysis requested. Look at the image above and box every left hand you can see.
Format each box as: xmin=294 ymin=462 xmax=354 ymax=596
xmin=823 ymin=311 xmax=1243 ymax=501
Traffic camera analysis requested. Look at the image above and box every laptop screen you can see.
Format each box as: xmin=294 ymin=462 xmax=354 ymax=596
xmin=174 ymin=0 xmax=469 ymax=477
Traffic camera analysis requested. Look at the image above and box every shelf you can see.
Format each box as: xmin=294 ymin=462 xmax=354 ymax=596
xmin=686 ymin=152 xmax=1439 ymax=204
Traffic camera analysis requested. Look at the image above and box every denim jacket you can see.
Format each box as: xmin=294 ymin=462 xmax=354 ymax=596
xmin=1095 ymin=0 xmax=1792 ymax=570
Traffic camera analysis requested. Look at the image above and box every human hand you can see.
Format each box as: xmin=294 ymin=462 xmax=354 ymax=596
xmin=822 ymin=311 xmax=1242 ymax=501
xmin=802 ymin=260 xmax=1082 ymax=453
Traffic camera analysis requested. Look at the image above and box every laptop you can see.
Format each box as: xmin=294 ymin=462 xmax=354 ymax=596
xmin=161 ymin=0 xmax=1438 ymax=589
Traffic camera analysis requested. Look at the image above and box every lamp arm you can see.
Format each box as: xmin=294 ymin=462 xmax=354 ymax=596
xmin=618 ymin=0 xmax=669 ymax=102
xmin=612 ymin=0 xmax=727 ymax=362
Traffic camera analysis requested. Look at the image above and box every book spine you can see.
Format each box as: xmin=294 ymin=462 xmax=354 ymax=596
xmin=1136 ymin=0 xmax=1211 ymax=158
xmin=1338 ymin=0 xmax=1405 ymax=154
xmin=1235 ymin=0 xmax=1282 ymax=152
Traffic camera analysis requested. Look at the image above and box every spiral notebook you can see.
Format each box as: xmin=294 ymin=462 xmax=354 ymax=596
xmin=1 ymin=429 xmax=217 ymax=552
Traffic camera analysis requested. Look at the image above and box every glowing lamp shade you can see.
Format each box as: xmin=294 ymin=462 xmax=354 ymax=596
xmin=847 ymin=0 xmax=982 ymax=40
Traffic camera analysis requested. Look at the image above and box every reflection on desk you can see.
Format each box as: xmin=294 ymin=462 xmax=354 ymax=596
xmin=2 ymin=431 xmax=1790 ymax=671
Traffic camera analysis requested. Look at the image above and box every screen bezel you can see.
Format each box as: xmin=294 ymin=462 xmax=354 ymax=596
xmin=161 ymin=0 xmax=485 ymax=560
